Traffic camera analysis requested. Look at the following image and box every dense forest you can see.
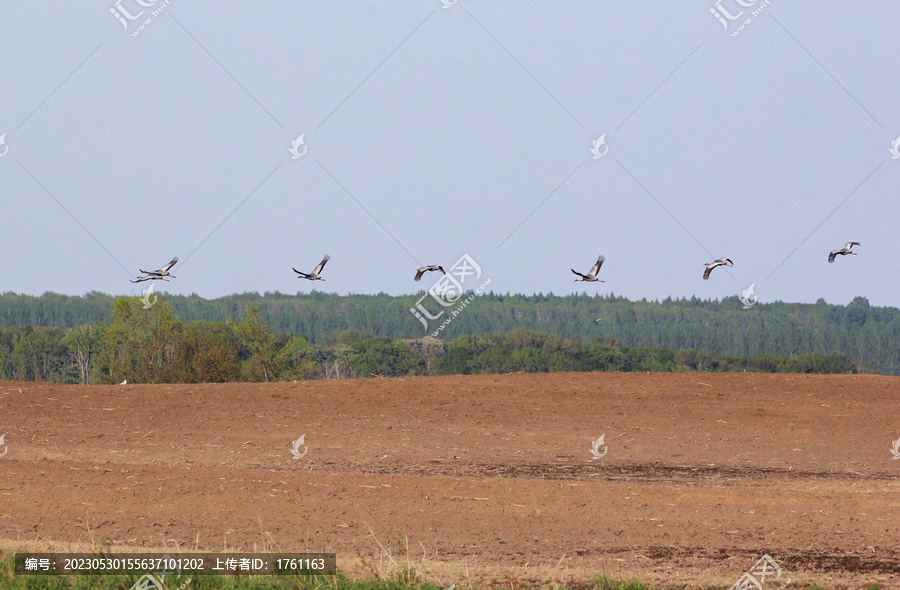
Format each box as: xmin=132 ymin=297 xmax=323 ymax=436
xmin=0 ymin=298 xmax=860 ymax=384
xmin=0 ymin=291 xmax=896 ymax=374
xmin=0 ymin=291 xmax=888 ymax=383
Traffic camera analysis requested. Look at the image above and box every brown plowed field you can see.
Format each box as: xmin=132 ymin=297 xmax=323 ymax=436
xmin=1 ymin=372 xmax=898 ymax=589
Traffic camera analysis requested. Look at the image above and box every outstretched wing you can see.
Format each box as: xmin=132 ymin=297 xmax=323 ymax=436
xmin=702 ymin=266 xmax=712 ymax=280
xmin=313 ymin=255 xmax=331 ymax=276
xmin=133 ymin=275 xmax=166 ymax=283
xmin=415 ymin=265 xmax=442 ymax=281
xmin=589 ymin=255 xmax=605 ymax=277
xmin=571 ymin=269 xmax=588 ymax=280
xmin=293 ymin=267 xmax=310 ymax=278
xmin=828 ymin=251 xmax=838 ymax=263
xmin=846 ymin=242 xmax=860 ymax=249
xmin=159 ymin=257 xmax=178 ymax=273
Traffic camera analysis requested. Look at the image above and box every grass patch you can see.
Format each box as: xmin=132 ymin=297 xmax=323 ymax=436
xmin=0 ymin=554 xmax=845 ymax=590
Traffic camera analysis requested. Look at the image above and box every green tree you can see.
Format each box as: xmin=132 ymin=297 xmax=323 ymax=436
xmin=435 ymin=336 xmax=477 ymax=375
xmin=351 ymin=337 xmax=423 ymax=377
xmin=62 ymin=325 xmax=99 ymax=384
xmin=12 ymin=326 xmax=69 ymax=382
xmin=93 ymin=297 xmax=181 ymax=384
xmin=278 ymin=334 xmax=319 ymax=380
xmin=229 ymin=305 xmax=281 ymax=382
xmin=170 ymin=322 xmax=242 ymax=383
xmin=402 ymin=336 xmax=445 ymax=376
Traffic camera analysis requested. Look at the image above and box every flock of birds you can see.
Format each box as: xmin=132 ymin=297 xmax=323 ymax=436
xmin=130 ymin=242 xmax=862 ymax=285
xmin=130 ymin=255 xmax=450 ymax=284
xmin=568 ymin=242 xmax=861 ymax=283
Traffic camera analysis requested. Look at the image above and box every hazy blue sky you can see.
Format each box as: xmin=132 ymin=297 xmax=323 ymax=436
xmin=2 ymin=1 xmax=898 ymax=306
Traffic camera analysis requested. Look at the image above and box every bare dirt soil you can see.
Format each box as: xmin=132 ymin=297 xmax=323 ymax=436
xmin=1 ymin=372 xmax=898 ymax=589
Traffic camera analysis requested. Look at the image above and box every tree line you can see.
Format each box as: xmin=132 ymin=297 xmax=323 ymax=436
xmin=0 ymin=291 xmax=896 ymax=375
xmin=0 ymin=297 xmax=860 ymax=384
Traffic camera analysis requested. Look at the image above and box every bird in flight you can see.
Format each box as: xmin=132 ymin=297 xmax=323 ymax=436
xmin=132 ymin=257 xmax=178 ymax=283
xmin=828 ymin=242 xmax=860 ymax=263
xmin=572 ymin=255 xmax=605 ymax=282
xmin=414 ymin=265 xmax=445 ymax=282
xmin=293 ymin=255 xmax=330 ymax=280
xmin=702 ymin=257 xmax=733 ymax=280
